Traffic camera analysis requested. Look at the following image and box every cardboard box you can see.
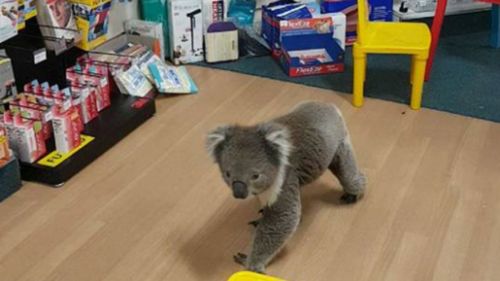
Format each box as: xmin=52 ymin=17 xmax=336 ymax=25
xmin=168 ymin=0 xmax=204 ymax=65
xmin=278 ymin=13 xmax=346 ymax=77
xmin=320 ymin=0 xmax=392 ymax=45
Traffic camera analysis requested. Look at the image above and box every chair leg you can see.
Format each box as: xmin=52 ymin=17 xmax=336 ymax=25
xmin=411 ymin=57 xmax=427 ymax=110
xmin=353 ymin=54 xmax=366 ymax=107
xmin=410 ymin=56 xmax=415 ymax=84
xmin=425 ymin=0 xmax=448 ymax=81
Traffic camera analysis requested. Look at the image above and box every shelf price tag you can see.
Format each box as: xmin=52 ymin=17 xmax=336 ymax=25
xmin=33 ymin=48 xmax=47 ymax=65
xmin=37 ymin=135 xmax=94 ymax=168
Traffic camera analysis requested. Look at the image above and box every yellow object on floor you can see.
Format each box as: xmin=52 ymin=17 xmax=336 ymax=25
xmin=352 ymin=0 xmax=431 ymax=110
xmin=228 ymin=271 xmax=286 ymax=281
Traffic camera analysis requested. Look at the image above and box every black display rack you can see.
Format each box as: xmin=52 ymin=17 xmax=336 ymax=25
xmin=20 ymin=94 xmax=156 ymax=186
xmin=2 ymin=16 xmax=157 ymax=187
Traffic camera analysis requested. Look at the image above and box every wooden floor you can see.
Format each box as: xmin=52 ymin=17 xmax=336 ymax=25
xmin=1 ymin=67 xmax=500 ymax=281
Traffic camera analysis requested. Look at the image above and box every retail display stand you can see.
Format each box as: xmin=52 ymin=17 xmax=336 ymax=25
xmin=1 ymin=17 xmax=157 ymax=187
xmin=20 ymin=93 xmax=155 ymax=186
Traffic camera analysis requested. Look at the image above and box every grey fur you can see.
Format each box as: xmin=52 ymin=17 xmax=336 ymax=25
xmin=206 ymin=101 xmax=366 ymax=273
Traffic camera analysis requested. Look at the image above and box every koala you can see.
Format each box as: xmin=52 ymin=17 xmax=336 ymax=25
xmin=205 ymin=101 xmax=366 ymax=273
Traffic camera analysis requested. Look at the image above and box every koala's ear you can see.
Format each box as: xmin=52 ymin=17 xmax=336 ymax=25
xmin=258 ymin=123 xmax=292 ymax=164
xmin=206 ymin=125 xmax=232 ymax=161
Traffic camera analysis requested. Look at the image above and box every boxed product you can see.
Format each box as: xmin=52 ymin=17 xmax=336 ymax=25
xmin=2 ymin=111 xmax=45 ymax=163
xmin=0 ymin=0 xmax=18 ymax=43
xmin=69 ymin=82 xmax=98 ymax=124
xmin=16 ymin=0 xmax=25 ymax=30
xmin=261 ymin=1 xmax=315 ymax=57
xmin=140 ymin=0 xmax=171 ymax=58
xmin=320 ymin=0 xmax=392 ymax=45
xmin=52 ymin=106 xmax=81 ymax=154
xmin=0 ymin=125 xmax=10 ymax=166
xmin=114 ymin=64 xmax=154 ymax=97
xmin=70 ymin=0 xmax=112 ymax=50
xmin=0 ymin=56 xmax=17 ymax=101
xmin=205 ymin=21 xmax=238 ymax=63
xmin=168 ymin=0 xmax=204 ymax=65
xmin=203 ymin=0 xmax=225 ymax=34
xmin=278 ymin=13 xmax=346 ymax=77
xmin=35 ymin=0 xmax=79 ymax=51
xmin=148 ymin=58 xmax=198 ymax=94
xmin=66 ymin=65 xmax=110 ymax=112
xmin=10 ymin=94 xmax=53 ymax=140
xmin=23 ymin=0 xmax=36 ymax=19
xmin=124 ymin=19 xmax=165 ymax=59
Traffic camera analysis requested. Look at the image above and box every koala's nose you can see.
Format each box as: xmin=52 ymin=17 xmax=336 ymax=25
xmin=231 ymin=181 xmax=248 ymax=199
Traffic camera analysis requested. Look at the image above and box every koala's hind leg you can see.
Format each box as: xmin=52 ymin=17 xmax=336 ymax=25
xmin=329 ymin=136 xmax=366 ymax=204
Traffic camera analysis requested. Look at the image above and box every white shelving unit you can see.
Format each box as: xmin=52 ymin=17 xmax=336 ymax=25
xmin=393 ymin=1 xmax=491 ymax=21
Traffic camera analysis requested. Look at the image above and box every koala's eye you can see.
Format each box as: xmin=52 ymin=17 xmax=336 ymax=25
xmin=251 ymin=174 xmax=260 ymax=180
xmin=225 ymin=171 xmax=231 ymax=178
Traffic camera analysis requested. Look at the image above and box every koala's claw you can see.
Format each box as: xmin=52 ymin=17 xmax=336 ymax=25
xmin=233 ymin=252 xmax=247 ymax=266
xmin=340 ymin=193 xmax=358 ymax=204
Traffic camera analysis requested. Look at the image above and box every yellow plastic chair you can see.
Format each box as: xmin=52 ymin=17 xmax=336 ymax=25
xmin=352 ymin=0 xmax=431 ymax=109
xmin=227 ymin=271 xmax=286 ymax=281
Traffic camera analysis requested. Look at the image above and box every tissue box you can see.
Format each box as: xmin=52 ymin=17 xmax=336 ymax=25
xmin=278 ymin=13 xmax=346 ymax=77
xmin=320 ymin=0 xmax=392 ymax=45
xmin=205 ymin=21 xmax=238 ymax=63
xmin=0 ymin=155 xmax=22 ymax=203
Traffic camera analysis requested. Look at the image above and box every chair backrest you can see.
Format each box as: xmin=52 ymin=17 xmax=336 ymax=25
xmin=357 ymin=0 xmax=369 ymax=44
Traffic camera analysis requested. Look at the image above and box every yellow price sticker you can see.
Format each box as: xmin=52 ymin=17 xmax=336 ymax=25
xmin=37 ymin=135 xmax=94 ymax=168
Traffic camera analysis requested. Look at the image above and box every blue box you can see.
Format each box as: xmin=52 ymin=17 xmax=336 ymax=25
xmin=278 ymin=15 xmax=346 ymax=77
xmin=320 ymin=0 xmax=392 ymax=45
xmin=0 ymin=156 xmax=22 ymax=203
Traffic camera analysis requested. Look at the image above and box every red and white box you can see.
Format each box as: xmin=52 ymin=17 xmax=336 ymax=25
xmin=52 ymin=107 xmax=82 ymax=154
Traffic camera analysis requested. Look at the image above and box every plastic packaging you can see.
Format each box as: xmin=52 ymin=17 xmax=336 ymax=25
xmin=227 ymin=0 xmax=256 ymax=26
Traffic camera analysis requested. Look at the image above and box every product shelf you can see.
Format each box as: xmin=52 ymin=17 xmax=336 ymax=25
xmin=19 ymin=93 xmax=156 ymax=186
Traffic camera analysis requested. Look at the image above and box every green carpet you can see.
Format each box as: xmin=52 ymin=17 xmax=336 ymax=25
xmin=198 ymin=12 xmax=500 ymax=123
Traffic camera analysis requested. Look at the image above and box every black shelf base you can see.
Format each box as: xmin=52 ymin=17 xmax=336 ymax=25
xmin=20 ymin=94 xmax=156 ymax=186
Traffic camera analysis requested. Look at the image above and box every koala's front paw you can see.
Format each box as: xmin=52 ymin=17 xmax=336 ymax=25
xmin=340 ymin=193 xmax=358 ymax=204
xmin=233 ymin=252 xmax=247 ymax=266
